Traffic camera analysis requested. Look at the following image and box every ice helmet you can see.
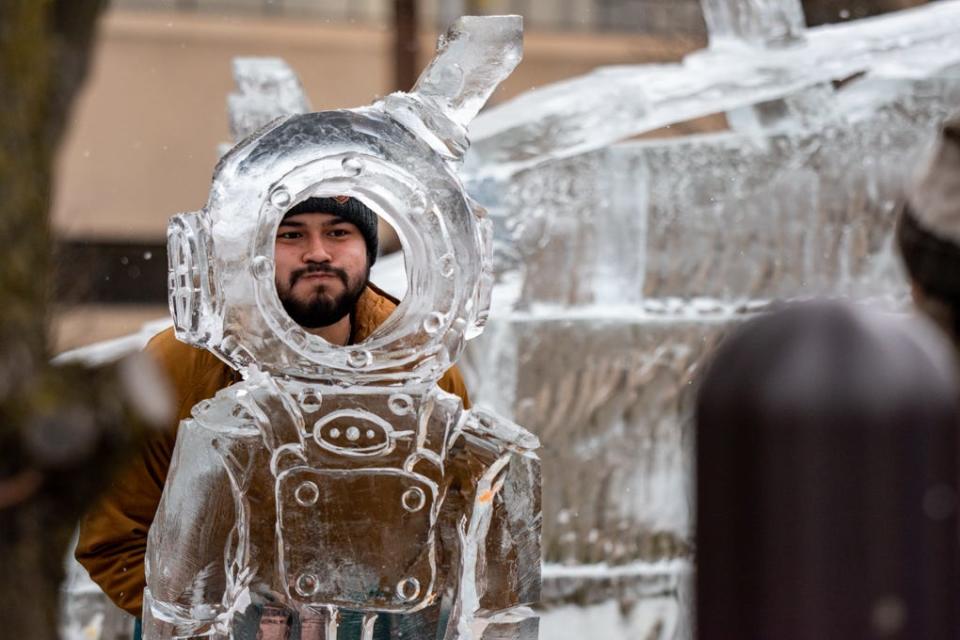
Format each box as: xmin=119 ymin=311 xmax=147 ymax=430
xmin=166 ymin=16 xmax=522 ymax=385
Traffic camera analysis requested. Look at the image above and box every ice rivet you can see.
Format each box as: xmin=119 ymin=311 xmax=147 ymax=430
xmin=270 ymin=188 xmax=292 ymax=208
xmin=408 ymin=193 xmax=428 ymax=216
xmin=230 ymin=405 xmax=253 ymax=421
xmin=388 ymin=394 xmax=413 ymax=416
xmin=423 ymin=312 xmax=445 ymax=334
xmin=295 ymin=573 xmax=320 ymax=597
xmin=221 ymin=335 xmax=239 ymax=354
xmin=286 ymin=329 xmax=307 ymax=348
xmin=342 ymin=156 xmax=365 ymax=176
xmin=440 ymin=254 xmax=456 ymax=278
xmin=346 ymin=426 xmax=361 ymax=442
xmin=366 ymin=429 xmax=376 ymax=439
xmin=297 ymin=389 xmax=322 ymax=412
xmin=329 ymin=427 xmax=341 ymax=439
xmin=191 ymin=399 xmax=212 ymax=418
xmin=401 ymin=487 xmax=426 ymax=512
xmin=295 ymin=481 xmax=319 ymax=507
xmin=347 ymin=349 xmax=372 ymax=368
xmin=396 ymin=577 xmax=421 ymax=601
xmin=251 ymin=255 xmax=273 ymax=279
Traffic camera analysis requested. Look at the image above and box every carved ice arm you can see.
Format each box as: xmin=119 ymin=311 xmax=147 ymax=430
xmin=448 ymin=409 xmax=542 ymax=639
xmin=142 ymin=419 xmax=239 ymax=639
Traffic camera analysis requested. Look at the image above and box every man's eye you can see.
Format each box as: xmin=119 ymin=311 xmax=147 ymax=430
xmin=328 ymin=228 xmax=352 ymax=238
xmin=277 ymin=231 xmax=301 ymax=240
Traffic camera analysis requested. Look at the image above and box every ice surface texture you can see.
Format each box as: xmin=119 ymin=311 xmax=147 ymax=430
xmin=477 ymin=77 xmax=960 ymax=307
xmin=146 ymin=16 xmax=541 ymax=640
xmin=701 ymin=0 xmax=806 ymax=49
xmin=465 ymin=2 xmax=960 ymax=306
xmin=456 ymin=3 xmax=960 ymax=639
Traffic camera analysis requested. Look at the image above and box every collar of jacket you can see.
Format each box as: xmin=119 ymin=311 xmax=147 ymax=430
xmin=349 ymin=282 xmax=401 ymax=345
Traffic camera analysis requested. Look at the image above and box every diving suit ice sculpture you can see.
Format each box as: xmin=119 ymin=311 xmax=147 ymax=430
xmin=143 ymin=16 xmax=541 ymax=640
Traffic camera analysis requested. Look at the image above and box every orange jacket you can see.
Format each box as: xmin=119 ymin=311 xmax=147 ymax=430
xmin=75 ymin=285 xmax=470 ymax=616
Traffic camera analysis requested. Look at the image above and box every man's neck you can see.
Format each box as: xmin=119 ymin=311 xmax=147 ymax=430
xmin=305 ymin=315 xmax=352 ymax=346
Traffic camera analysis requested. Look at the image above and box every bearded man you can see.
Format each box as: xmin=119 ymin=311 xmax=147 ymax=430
xmin=74 ymin=196 xmax=470 ymax=620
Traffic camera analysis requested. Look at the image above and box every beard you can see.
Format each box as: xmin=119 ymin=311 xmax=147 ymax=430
xmin=278 ymin=263 xmax=369 ymax=329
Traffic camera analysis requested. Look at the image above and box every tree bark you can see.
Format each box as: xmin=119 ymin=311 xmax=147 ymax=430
xmin=393 ymin=0 xmax=420 ymax=92
xmin=0 ymin=2 xmax=169 ymax=638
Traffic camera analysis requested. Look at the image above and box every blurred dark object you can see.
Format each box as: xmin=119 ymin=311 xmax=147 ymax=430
xmin=0 ymin=2 xmax=167 ymax=639
xmin=393 ymin=0 xmax=420 ymax=91
xmin=696 ymin=301 xmax=960 ymax=640
xmin=56 ymin=239 xmax=167 ymax=305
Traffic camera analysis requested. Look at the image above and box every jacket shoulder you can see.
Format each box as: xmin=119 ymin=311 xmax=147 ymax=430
xmin=145 ymin=326 xmax=216 ymax=365
xmin=438 ymin=365 xmax=470 ymax=409
xmin=145 ymin=327 xmax=237 ymax=423
xmin=353 ymin=284 xmax=399 ymax=343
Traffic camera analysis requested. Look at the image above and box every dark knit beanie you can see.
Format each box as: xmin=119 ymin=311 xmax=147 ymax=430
xmin=897 ymin=205 xmax=960 ymax=302
xmin=283 ymin=196 xmax=379 ymax=265
xmin=898 ymin=116 xmax=960 ymax=303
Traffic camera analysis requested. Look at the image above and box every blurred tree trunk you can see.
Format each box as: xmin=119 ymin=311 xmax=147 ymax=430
xmin=393 ymin=0 xmax=420 ymax=92
xmin=802 ymin=0 xmax=927 ymax=26
xmin=0 ymin=2 xmax=168 ymax=638
xmin=465 ymin=0 xmax=490 ymax=12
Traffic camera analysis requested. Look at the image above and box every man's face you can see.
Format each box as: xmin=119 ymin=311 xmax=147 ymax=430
xmin=274 ymin=211 xmax=370 ymax=329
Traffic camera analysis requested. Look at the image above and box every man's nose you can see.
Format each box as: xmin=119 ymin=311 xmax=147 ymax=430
xmin=302 ymin=235 xmax=333 ymax=263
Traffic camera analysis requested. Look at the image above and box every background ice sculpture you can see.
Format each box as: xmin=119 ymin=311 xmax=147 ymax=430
xmin=144 ymin=16 xmax=541 ymax=640
xmin=458 ymin=2 xmax=960 ymax=638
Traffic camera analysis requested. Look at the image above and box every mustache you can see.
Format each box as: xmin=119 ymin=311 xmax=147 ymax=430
xmin=290 ymin=263 xmax=349 ymax=287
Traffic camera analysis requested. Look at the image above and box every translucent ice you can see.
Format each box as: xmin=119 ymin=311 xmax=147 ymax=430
xmin=700 ymin=0 xmax=807 ymax=49
xmin=145 ymin=16 xmax=540 ymax=640
xmin=60 ymin=548 xmax=135 ymax=640
xmin=228 ymin=58 xmax=311 ymax=143
xmin=382 ymin=15 xmax=523 ymax=161
xmin=411 ymin=15 xmax=523 ymax=128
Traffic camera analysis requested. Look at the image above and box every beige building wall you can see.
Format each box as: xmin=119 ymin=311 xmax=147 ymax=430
xmin=53 ymin=8 xmax=700 ymax=240
xmin=51 ymin=8 xmax=700 ymax=350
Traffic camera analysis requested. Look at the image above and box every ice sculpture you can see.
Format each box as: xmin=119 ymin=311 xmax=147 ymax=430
xmin=457 ymin=2 xmax=960 ymax=639
xmin=57 ymin=3 xmax=960 ymax=639
xmin=466 ymin=1 xmax=960 ymax=179
xmin=60 ymin=540 xmax=136 ymax=640
xmin=143 ymin=16 xmax=541 ymax=640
